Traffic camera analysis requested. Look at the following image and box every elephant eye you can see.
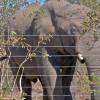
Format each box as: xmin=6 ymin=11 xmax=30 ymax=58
xmin=77 ymin=53 xmax=85 ymax=64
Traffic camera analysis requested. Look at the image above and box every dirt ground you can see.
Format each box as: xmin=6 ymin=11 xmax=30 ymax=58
xmin=0 ymin=78 xmax=90 ymax=100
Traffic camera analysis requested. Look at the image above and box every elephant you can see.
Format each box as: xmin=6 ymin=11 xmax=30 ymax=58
xmin=5 ymin=1 xmax=70 ymax=100
xmin=3 ymin=0 xmax=95 ymax=100
xmin=49 ymin=0 xmax=100 ymax=99
xmin=4 ymin=1 xmax=77 ymax=100
xmin=43 ymin=0 xmax=91 ymax=100
xmin=2 ymin=3 xmax=40 ymax=100
xmin=45 ymin=1 xmax=100 ymax=100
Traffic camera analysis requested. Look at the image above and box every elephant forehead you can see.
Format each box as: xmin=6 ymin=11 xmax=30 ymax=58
xmin=49 ymin=2 xmax=90 ymax=33
xmin=54 ymin=3 xmax=88 ymax=18
xmin=44 ymin=0 xmax=70 ymax=10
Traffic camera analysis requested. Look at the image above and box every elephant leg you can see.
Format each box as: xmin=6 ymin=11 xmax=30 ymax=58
xmin=87 ymin=67 xmax=100 ymax=100
xmin=37 ymin=58 xmax=64 ymax=100
xmin=21 ymin=75 xmax=32 ymax=100
xmin=39 ymin=68 xmax=64 ymax=100
xmin=9 ymin=60 xmax=32 ymax=100
xmin=62 ymin=67 xmax=75 ymax=100
xmin=62 ymin=56 xmax=76 ymax=100
xmin=36 ymin=47 xmax=64 ymax=100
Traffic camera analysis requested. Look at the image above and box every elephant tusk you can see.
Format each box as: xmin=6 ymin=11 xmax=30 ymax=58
xmin=78 ymin=53 xmax=84 ymax=60
xmin=77 ymin=53 xmax=85 ymax=63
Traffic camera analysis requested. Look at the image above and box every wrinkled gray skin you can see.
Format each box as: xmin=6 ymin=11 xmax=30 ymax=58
xmin=6 ymin=3 xmax=41 ymax=100
xmin=5 ymin=1 xmax=76 ymax=100
xmin=45 ymin=0 xmax=100 ymax=100
xmin=5 ymin=0 xmax=98 ymax=100
xmin=6 ymin=1 xmax=77 ymax=100
xmin=77 ymin=33 xmax=100 ymax=100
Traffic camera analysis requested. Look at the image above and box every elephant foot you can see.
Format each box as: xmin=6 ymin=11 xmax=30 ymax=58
xmin=63 ymin=89 xmax=73 ymax=100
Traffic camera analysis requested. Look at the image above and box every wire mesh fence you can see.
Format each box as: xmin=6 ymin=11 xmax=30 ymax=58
xmin=0 ymin=0 xmax=100 ymax=100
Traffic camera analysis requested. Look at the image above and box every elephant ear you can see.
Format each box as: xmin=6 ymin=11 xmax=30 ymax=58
xmin=76 ymin=33 xmax=96 ymax=55
xmin=31 ymin=7 xmax=55 ymax=46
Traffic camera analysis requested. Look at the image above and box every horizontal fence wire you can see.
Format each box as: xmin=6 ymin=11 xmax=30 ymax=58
xmin=0 ymin=35 xmax=100 ymax=36
xmin=1 ymin=66 xmax=100 ymax=68
xmin=2 ymin=55 xmax=100 ymax=57
xmin=1 ymin=75 xmax=100 ymax=76
xmin=1 ymin=95 xmax=99 ymax=96
xmin=0 ymin=86 xmax=92 ymax=88
xmin=0 ymin=46 xmax=100 ymax=47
